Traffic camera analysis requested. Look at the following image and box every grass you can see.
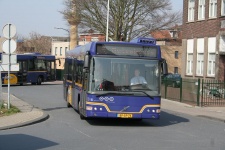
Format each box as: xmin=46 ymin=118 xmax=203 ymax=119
xmin=0 ymin=102 xmax=20 ymax=117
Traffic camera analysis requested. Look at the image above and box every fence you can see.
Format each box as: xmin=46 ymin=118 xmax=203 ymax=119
xmin=161 ymin=78 xmax=225 ymax=107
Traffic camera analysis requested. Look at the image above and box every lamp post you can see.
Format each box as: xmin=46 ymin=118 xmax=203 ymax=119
xmin=54 ymin=27 xmax=70 ymax=51
xmin=106 ymin=0 xmax=109 ymax=42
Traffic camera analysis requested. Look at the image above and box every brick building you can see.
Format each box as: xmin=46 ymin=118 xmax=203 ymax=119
xmin=78 ymin=30 xmax=105 ymax=45
xmin=151 ymin=26 xmax=183 ymax=74
xmin=182 ymin=0 xmax=225 ymax=80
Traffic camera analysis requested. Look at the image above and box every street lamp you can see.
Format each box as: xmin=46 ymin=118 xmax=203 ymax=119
xmin=54 ymin=27 xmax=70 ymax=51
xmin=106 ymin=0 xmax=109 ymax=42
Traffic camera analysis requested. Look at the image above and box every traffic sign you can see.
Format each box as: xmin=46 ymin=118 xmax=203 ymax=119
xmin=1 ymin=54 xmax=17 ymax=64
xmin=0 ymin=64 xmax=19 ymax=71
xmin=2 ymin=24 xmax=16 ymax=39
xmin=2 ymin=39 xmax=17 ymax=54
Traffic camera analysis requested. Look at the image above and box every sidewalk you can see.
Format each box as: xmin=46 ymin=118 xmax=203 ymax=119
xmin=0 ymin=95 xmax=224 ymax=130
xmin=0 ymin=93 xmax=49 ymax=130
xmin=161 ymin=98 xmax=225 ymax=122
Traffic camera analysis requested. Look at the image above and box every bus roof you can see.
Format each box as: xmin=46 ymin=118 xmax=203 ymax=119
xmin=0 ymin=53 xmax=55 ymax=60
xmin=66 ymin=37 xmax=160 ymax=59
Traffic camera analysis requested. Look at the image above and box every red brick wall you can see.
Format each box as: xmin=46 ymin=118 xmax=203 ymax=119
xmin=79 ymin=34 xmax=105 ymax=42
xmin=182 ymin=0 xmax=222 ymax=39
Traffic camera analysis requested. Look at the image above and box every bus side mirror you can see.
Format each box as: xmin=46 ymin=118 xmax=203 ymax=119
xmin=162 ymin=60 xmax=168 ymax=75
xmin=84 ymin=52 xmax=90 ymax=68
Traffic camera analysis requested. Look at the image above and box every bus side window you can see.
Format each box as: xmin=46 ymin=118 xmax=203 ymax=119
xmin=23 ymin=61 xmax=27 ymax=72
xmin=80 ymin=64 xmax=83 ymax=84
xmin=36 ymin=60 xmax=46 ymax=71
xmin=68 ymin=63 xmax=72 ymax=81
xmin=75 ymin=65 xmax=79 ymax=83
xmin=64 ymin=59 xmax=69 ymax=80
xmin=28 ymin=60 xmax=35 ymax=71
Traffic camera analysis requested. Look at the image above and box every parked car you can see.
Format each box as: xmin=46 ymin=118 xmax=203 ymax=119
xmin=161 ymin=73 xmax=181 ymax=88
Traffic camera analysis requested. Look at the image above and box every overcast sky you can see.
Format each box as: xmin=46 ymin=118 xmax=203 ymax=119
xmin=0 ymin=0 xmax=183 ymax=38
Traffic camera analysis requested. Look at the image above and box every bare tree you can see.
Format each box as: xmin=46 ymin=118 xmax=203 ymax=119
xmin=61 ymin=0 xmax=182 ymax=41
xmin=16 ymin=32 xmax=51 ymax=54
xmin=60 ymin=0 xmax=81 ymax=49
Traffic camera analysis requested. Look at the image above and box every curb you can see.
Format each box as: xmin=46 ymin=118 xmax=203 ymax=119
xmin=0 ymin=110 xmax=49 ymax=130
xmin=196 ymin=115 xmax=225 ymax=123
xmin=161 ymin=99 xmax=225 ymax=123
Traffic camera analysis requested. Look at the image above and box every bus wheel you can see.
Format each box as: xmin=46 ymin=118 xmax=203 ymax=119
xmin=79 ymin=101 xmax=85 ymax=120
xmin=66 ymin=90 xmax=71 ymax=108
xmin=37 ymin=77 xmax=42 ymax=85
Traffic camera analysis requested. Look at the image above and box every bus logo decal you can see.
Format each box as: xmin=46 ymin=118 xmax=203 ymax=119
xmin=99 ymin=97 xmax=114 ymax=102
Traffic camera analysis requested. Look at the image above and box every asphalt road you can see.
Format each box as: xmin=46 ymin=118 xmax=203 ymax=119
xmin=0 ymin=83 xmax=225 ymax=150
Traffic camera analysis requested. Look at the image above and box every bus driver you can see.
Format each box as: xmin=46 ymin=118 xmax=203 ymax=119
xmin=130 ymin=69 xmax=147 ymax=85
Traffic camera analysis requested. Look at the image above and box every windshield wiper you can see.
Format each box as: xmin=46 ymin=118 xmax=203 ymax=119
xmin=142 ymin=91 xmax=154 ymax=100
xmin=132 ymin=90 xmax=154 ymax=100
xmin=96 ymin=91 xmax=154 ymax=99
xmin=96 ymin=92 xmax=135 ymax=97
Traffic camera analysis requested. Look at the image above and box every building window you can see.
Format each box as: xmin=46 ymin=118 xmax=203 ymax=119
xmin=220 ymin=35 xmax=225 ymax=52
xmin=196 ymin=53 xmax=204 ymax=76
xmin=175 ymin=51 xmax=178 ymax=59
xmin=188 ymin=0 xmax=195 ymax=21
xmin=60 ymin=47 xmax=62 ymax=56
xmin=65 ymin=47 xmax=68 ymax=53
xmin=198 ymin=0 xmax=205 ymax=20
xmin=208 ymin=37 xmax=216 ymax=76
xmin=174 ymin=67 xmax=178 ymax=74
xmin=55 ymin=47 xmax=57 ymax=56
xmin=187 ymin=53 xmax=193 ymax=75
xmin=222 ymin=0 xmax=225 ymax=16
xmin=209 ymin=0 xmax=217 ymax=18
xmin=207 ymin=53 xmax=215 ymax=76
xmin=169 ymin=31 xmax=177 ymax=38
xmin=91 ymin=37 xmax=99 ymax=41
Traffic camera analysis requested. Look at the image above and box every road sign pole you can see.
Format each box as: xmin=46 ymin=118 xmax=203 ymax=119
xmin=8 ymin=47 xmax=11 ymax=109
xmin=2 ymin=23 xmax=17 ymax=109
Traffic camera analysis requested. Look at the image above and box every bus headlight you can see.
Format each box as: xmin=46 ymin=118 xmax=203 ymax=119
xmin=86 ymin=106 xmax=93 ymax=110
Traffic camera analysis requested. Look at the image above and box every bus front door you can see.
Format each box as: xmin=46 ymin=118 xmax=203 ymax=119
xmin=18 ymin=60 xmax=28 ymax=85
xmin=80 ymin=71 xmax=88 ymax=119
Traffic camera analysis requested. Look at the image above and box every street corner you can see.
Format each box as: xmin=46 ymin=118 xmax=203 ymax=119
xmin=0 ymin=109 xmax=49 ymax=130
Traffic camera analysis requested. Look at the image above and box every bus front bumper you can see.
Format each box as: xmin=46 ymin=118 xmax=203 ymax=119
xmin=85 ymin=111 xmax=160 ymax=119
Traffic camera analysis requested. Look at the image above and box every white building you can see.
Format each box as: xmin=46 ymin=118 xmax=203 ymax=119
xmin=51 ymin=39 xmax=69 ymax=70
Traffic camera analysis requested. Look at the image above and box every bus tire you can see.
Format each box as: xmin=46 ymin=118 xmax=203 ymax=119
xmin=37 ymin=76 xmax=42 ymax=85
xmin=79 ymin=101 xmax=85 ymax=120
xmin=66 ymin=90 xmax=71 ymax=108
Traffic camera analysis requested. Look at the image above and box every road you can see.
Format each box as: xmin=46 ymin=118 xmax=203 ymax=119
xmin=1 ymin=83 xmax=225 ymax=150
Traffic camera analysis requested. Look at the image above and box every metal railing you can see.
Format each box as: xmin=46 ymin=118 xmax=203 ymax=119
xmin=161 ymin=78 xmax=225 ymax=107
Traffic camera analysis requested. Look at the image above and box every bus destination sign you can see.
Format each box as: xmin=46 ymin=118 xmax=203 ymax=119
xmin=96 ymin=44 xmax=157 ymax=57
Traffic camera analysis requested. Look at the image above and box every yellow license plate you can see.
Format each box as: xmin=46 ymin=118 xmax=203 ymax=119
xmin=117 ymin=114 xmax=133 ymax=118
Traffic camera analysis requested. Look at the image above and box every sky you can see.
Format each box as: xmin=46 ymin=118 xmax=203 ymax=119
xmin=0 ymin=0 xmax=183 ymax=38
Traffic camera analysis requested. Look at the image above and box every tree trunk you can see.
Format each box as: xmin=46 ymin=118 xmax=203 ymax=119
xmin=70 ymin=25 xmax=78 ymax=50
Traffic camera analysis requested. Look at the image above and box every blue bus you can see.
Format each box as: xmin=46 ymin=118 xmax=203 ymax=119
xmin=0 ymin=53 xmax=58 ymax=85
xmin=63 ymin=37 xmax=168 ymax=120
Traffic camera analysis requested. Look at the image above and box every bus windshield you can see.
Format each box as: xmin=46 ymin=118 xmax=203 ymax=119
xmin=89 ymin=57 xmax=160 ymax=95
